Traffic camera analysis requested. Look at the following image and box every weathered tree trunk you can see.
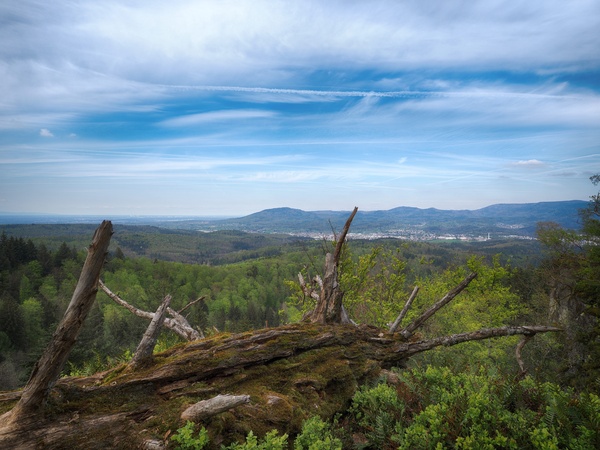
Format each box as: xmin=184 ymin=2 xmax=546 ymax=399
xmin=309 ymin=207 xmax=357 ymax=324
xmin=130 ymin=295 xmax=171 ymax=370
xmin=1 ymin=220 xmax=112 ymax=430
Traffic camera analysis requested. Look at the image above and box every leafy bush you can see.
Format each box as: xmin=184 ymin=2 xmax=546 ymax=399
xmin=170 ymin=421 xmax=209 ymax=450
xmin=294 ymin=416 xmax=342 ymax=450
xmin=346 ymin=367 xmax=600 ymax=449
xmin=349 ymin=382 xmax=405 ymax=448
xmin=223 ymin=430 xmax=288 ymax=450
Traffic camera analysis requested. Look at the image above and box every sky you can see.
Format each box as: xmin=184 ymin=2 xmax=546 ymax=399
xmin=1 ymin=0 xmax=599 ymax=216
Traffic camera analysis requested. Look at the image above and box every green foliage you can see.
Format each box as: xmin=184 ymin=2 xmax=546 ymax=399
xmin=340 ymin=246 xmax=407 ymax=327
xmin=294 ymin=416 xmax=342 ymax=450
xmin=406 ymin=256 xmax=526 ymax=371
xmin=344 ymin=366 xmax=600 ymax=450
xmin=535 ymin=175 xmax=600 ymax=391
xmin=170 ymin=421 xmax=210 ymax=450
xmin=224 ymin=430 xmax=288 ymax=450
xmin=65 ymin=348 xmax=133 ymax=377
xmin=349 ymin=382 xmax=405 ymax=448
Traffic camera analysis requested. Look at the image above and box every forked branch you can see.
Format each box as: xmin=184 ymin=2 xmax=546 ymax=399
xmin=99 ymin=280 xmax=203 ymax=341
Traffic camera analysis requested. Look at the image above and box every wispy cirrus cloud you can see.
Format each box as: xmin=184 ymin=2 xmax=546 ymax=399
xmin=159 ymin=109 xmax=277 ymax=127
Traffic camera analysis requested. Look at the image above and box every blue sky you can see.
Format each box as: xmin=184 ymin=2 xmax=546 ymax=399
xmin=1 ymin=1 xmax=599 ymax=216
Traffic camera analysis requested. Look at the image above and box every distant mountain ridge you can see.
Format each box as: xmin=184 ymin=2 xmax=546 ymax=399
xmin=0 ymin=200 xmax=587 ymax=241
xmin=191 ymin=200 xmax=587 ymax=239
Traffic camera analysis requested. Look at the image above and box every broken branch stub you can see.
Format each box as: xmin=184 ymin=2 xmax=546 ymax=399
xmin=181 ymin=394 xmax=250 ymax=422
xmin=130 ymin=295 xmax=171 ymax=369
xmin=389 ymin=286 xmax=420 ymax=334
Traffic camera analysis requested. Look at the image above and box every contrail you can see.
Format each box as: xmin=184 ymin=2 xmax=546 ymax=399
xmin=157 ymin=84 xmax=577 ymax=100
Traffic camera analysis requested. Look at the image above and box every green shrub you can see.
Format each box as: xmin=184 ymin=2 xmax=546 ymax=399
xmin=347 ymin=367 xmax=600 ymax=449
xmin=294 ymin=416 xmax=342 ymax=450
xmin=349 ymin=382 xmax=405 ymax=448
xmin=170 ymin=421 xmax=209 ymax=450
xmin=224 ymin=430 xmax=288 ymax=450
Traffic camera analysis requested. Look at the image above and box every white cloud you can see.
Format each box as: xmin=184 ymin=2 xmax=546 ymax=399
xmin=4 ymin=1 xmax=599 ymax=88
xmin=39 ymin=128 xmax=53 ymax=137
xmin=512 ymin=159 xmax=545 ymax=167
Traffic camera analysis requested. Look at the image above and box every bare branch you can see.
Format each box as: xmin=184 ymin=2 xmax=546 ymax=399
xmin=401 ymin=272 xmax=477 ymax=339
xmin=7 ymin=221 xmax=112 ymax=424
xmin=389 ymin=286 xmax=419 ymax=333
xmin=167 ymin=307 xmax=203 ymax=340
xmin=395 ymin=325 xmax=562 ymax=359
xmin=99 ymin=280 xmax=202 ymax=341
xmin=99 ymin=280 xmax=153 ymax=320
xmin=178 ymin=297 xmax=205 ymax=315
xmin=516 ymin=334 xmax=534 ymax=377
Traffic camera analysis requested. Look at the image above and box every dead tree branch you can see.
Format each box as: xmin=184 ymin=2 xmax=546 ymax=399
xmin=333 ymin=206 xmax=358 ymax=265
xmin=394 ymin=325 xmax=562 ymax=359
xmin=389 ymin=286 xmax=419 ymax=333
xmin=98 ymin=280 xmax=202 ymax=341
xmin=130 ymin=295 xmax=171 ymax=370
xmin=4 ymin=220 xmax=112 ymax=426
xmin=516 ymin=334 xmax=534 ymax=377
xmin=400 ymin=272 xmax=477 ymax=339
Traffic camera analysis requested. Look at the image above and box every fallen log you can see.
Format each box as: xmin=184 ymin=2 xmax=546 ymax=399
xmin=0 ymin=322 xmax=561 ymax=449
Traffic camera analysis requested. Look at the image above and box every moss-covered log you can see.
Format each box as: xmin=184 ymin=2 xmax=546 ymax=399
xmin=0 ymin=322 xmax=560 ymax=449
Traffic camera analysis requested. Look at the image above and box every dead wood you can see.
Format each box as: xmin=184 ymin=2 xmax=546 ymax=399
xmin=516 ymin=334 xmax=534 ymax=377
xmin=181 ymin=394 xmax=250 ymax=422
xmin=389 ymin=286 xmax=419 ymax=333
xmin=400 ymin=272 xmax=477 ymax=338
xmin=0 ymin=322 xmax=562 ymax=449
xmin=2 ymin=220 xmax=112 ymax=429
xmin=0 ymin=216 xmax=565 ymax=449
xmin=99 ymin=280 xmax=203 ymax=341
xmin=130 ymin=295 xmax=171 ymax=369
xmin=308 ymin=207 xmax=358 ymax=324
